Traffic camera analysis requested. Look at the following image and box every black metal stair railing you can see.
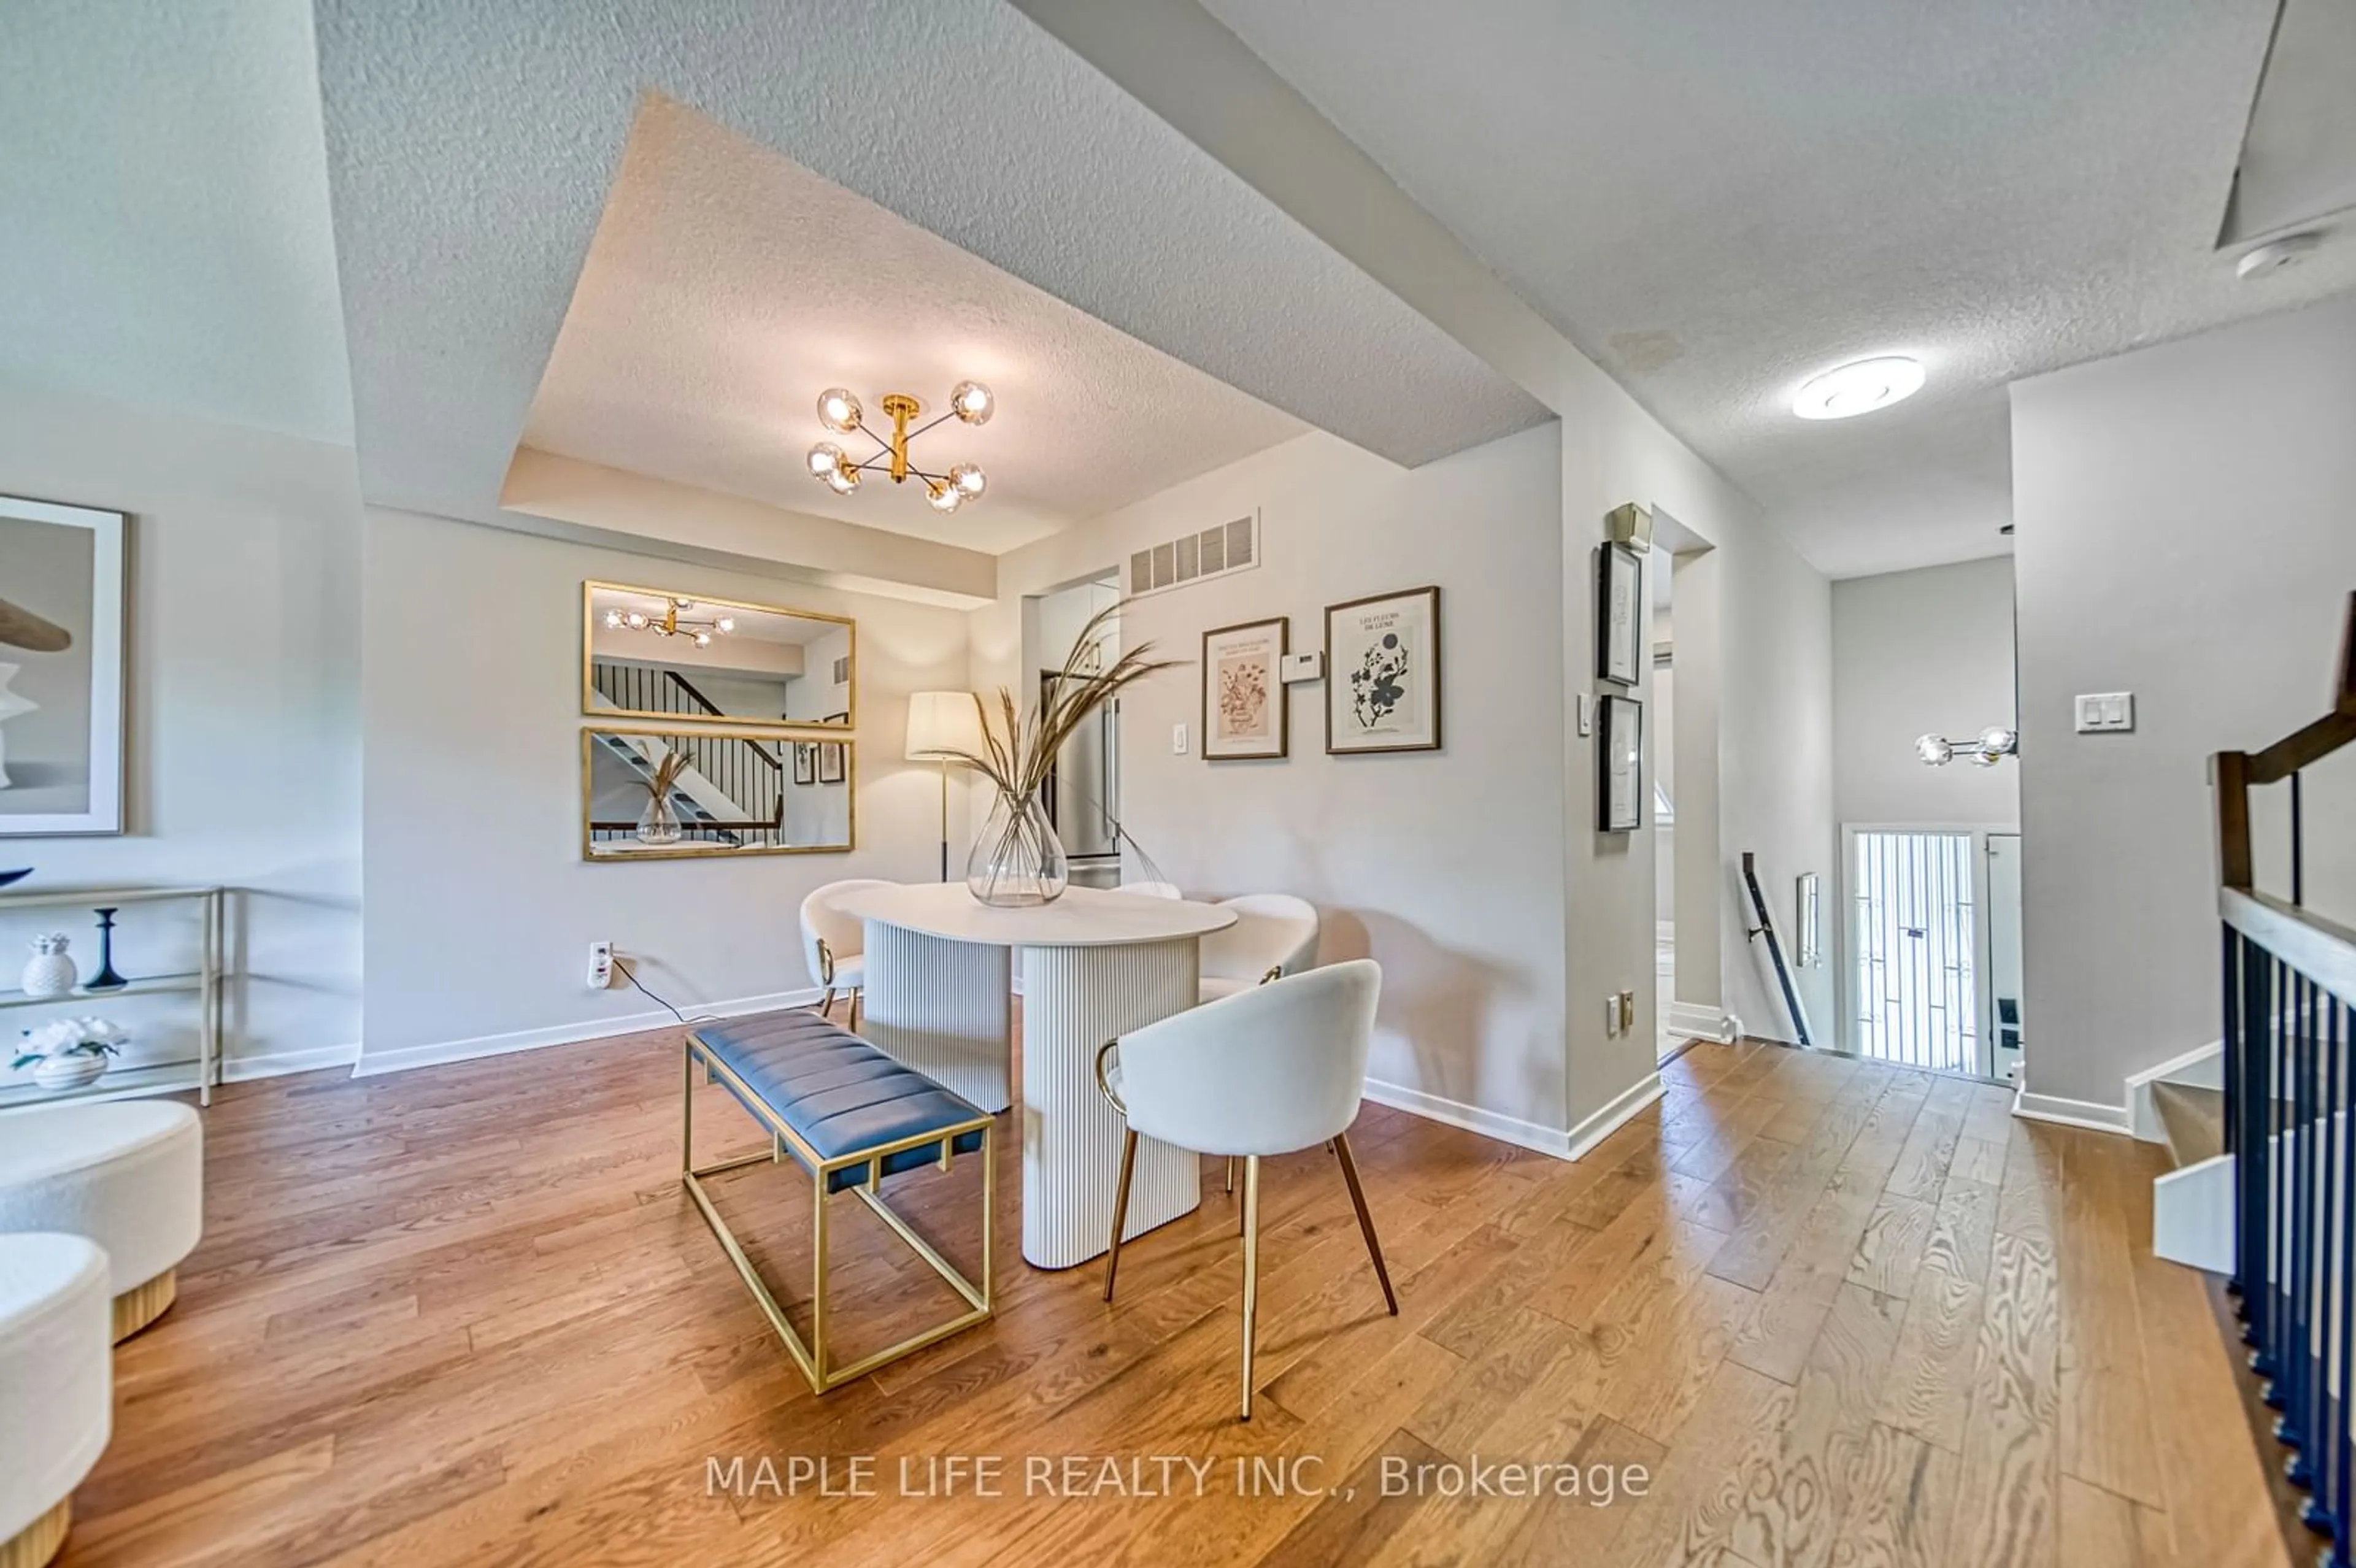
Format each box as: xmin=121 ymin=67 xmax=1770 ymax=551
xmin=2218 ymin=591 xmax=2356 ymax=1566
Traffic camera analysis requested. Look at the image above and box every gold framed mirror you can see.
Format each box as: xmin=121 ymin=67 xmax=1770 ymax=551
xmin=582 ymin=581 xmax=854 ymax=730
xmin=582 ymin=726 xmax=855 ymax=861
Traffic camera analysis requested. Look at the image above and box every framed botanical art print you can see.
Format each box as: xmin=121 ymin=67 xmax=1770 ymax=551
xmin=817 ymin=739 xmax=846 ymax=785
xmin=1599 ymin=695 xmax=1643 ymax=833
xmin=792 ymin=742 xmax=817 ymax=785
xmin=1202 ymin=617 xmax=1287 ymax=761
xmin=1 ymin=496 xmax=127 ymax=836
xmin=1596 ymin=542 xmax=1642 ymax=687
xmin=1325 ymin=586 xmax=1441 ymax=755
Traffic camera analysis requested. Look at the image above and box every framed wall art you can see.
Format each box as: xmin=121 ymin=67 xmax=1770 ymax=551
xmin=1201 ymin=616 xmax=1287 ymax=761
xmin=1599 ymin=695 xmax=1644 ymax=833
xmin=1325 ymin=586 xmax=1441 ymax=755
xmin=817 ymin=740 xmax=846 ymax=785
xmin=1 ymin=496 xmax=127 ymax=836
xmin=792 ymin=742 xmax=817 ymax=785
xmin=1596 ymin=542 xmax=1642 ymax=687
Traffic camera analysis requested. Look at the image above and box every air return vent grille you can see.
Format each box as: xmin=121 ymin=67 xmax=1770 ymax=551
xmin=1128 ymin=513 xmax=1259 ymax=598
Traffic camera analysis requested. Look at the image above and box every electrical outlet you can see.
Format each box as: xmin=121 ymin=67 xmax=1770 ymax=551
xmin=587 ymin=941 xmax=614 ymax=991
xmin=1172 ymin=721 xmax=1189 ymax=756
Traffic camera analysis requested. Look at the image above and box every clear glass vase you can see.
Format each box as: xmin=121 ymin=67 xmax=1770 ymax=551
xmin=636 ymin=792 xmax=683 ymax=847
xmin=966 ymin=789 xmax=1069 ymax=907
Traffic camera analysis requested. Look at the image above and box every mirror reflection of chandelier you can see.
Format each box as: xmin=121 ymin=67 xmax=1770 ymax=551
xmin=1915 ymin=726 xmax=2018 ymax=767
xmin=602 ymin=598 xmax=736 ymax=649
xmin=804 ymin=382 xmax=993 ymax=517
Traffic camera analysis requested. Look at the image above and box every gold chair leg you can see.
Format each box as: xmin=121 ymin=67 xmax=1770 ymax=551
xmin=850 ymin=988 xmax=862 ymax=1031
xmin=1225 ymin=1155 xmax=1235 ymax=1195
xmin=1333 ymin=1132 xmax=1396 ymax=1315
xmin=1240 ymin=1153 xmax=1261 ymax=1420
xmin=818 ymin=987 xmax=836 ymax=1020
xmin=1103 ymin=1127 xmax=1139 ymax=1302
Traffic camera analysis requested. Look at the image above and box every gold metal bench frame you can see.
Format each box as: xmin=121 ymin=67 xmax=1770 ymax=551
xmin=681 ymin=1036 xmax=995 ymax=1393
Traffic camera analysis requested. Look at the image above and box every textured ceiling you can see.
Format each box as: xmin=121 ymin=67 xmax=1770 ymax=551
xmin=315 ymin=0 xmax=1549 ymax=542
xmin=522 ymin=100 xmax=1304 ymax=556
xmin=0 ymin=0 xmax=352 ymax=445
xmin=1202 ymin=0 xmax=2356 ymax=577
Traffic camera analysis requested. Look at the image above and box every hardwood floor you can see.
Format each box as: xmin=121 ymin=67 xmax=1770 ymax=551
xmin=58 ymin=1031 xmax=2296 ymax=1567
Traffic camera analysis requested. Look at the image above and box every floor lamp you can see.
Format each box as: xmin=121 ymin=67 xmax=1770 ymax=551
xmin=906 ymin=691 xmax=986 ymax=882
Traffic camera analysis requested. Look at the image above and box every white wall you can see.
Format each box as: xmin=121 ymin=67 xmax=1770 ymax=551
xmin=978 ymin=428 xmax=1575 ymax=1145
xmin=2011 ymin=293 xmax=2356 ymax=1113
xmin=1832 ymin=557 xmax=2019 ymax=829
xmin=359 ymin=507 xmax=968 ymax=1067
xmin=0 ymin=379 xmax=363 ymax=1079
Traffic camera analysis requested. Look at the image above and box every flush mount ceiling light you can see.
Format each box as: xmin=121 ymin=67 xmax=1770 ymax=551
xmin=1915 ymin=726 xmax=2017 ymax=767
xmin=1792 ymin=356 xmax=1925 ymax=421
xmin=806 ymin=381 xmax=993 ymax=516
xmin=602 ymin=597 xmax=736 ymax=649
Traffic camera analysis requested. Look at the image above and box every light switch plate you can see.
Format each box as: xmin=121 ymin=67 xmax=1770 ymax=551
xmin=1576 ymin=692 xmax=1593 ymax=737
xmin=1171 ymin=722 xmax=1188 ymax=756
xmin=2074 ymin=692 xmax=2135 ymax=733
xmin=1603 ymin=995 xmax=1621 ymax=1037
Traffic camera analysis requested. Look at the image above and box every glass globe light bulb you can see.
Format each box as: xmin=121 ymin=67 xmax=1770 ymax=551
xmin=949 ymin=380 xmax=994 ymax=425
xmin=715 ymin=617 xmax=735 ymax=634
xmin=625 ymin=612 xmax=649 ymax=630
xmin=817 ymin=389 xmax=861 ymax=433
xmin=693 ymin=632 xmax=712 ymax=648
xmin=825 ymin=466 xmax=860 ymax=495
xmin=949 ymin=462 xmax=987 ymax=498
xmin=1914 ymin=733 xmax=1952 ymax=766
xmin=807 ymin=441 xmax=845 ymax=481
xmin=1978 ymin=726 xmax=2017 ymax=757
xmin=603 ymin=610 xmax=622 ymax=629
xmin=926 ymin=482 xmax=963 ymax=515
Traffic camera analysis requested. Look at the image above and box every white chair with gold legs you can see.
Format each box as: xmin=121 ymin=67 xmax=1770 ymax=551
xmin=0 ymin=1101 xmax=202 ymax=1342
xmin=1198 ymin=893 xmax=1322 ymax=1194
xmin=1096 ymin=959 xmax=1393 ymax=1420
xmin=0 ymin=1232 xmax=111 ymax=1568
xmin=800 ymin=878 xmax=895 ymax=1028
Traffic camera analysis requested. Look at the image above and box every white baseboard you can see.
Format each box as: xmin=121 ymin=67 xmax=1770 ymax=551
xmin=1665 ymin=1002 xmax=1741 ymax=1045
xmin=352 ymin=987 xmax=824 ymax=1078
xmin=2125 ymin=1039 xmax=2224 ymax=1143
xmin=2011 ymin=1082 xmax=2133 ymax=1136
xmin=1361 ymin=1069 xmax=1663 ymax=1164
xmin=1565 ymin=1071 xmax=1665 ymax=1161
xmin=221 ymin=1043 xmax=361 ymax=1083
xmin=1362 ymin=1077 xmax=1576 ymax=1159
xmin=2152 ymin=1153 xmax=2234 ymax=1274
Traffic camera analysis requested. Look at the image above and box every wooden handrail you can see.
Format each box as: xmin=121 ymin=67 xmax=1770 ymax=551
xmin=2215 ymin=591 xmax=2356 ymax=891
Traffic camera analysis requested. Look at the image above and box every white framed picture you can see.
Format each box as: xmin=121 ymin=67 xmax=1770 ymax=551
xmin=0 ymin=496 xmax=127 ymax=836
xmin=1600 ymin=695 xmax=1643 ymax=833
xmin=1325 ymin=586 xmax=1441 ymax=755
xmin=1201 ymin=616 xmax=1287 ymax=760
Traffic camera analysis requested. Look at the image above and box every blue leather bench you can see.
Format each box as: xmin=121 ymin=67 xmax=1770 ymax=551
xmin=681 ymin=1009 xmax=994 ymax=1393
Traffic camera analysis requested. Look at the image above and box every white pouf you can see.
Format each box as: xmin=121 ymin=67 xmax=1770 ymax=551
xmin=0 ymin=1233 xmax=112 ymax=1568
xmin=0 ymin=1101 xmax=202 ymax=1341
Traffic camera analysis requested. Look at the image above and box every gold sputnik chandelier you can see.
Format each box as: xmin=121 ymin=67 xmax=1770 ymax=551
xmin=602 ymin=597 xmax=736 ymax=648
xmin=804 ymin=382 xmax=993 ymax=516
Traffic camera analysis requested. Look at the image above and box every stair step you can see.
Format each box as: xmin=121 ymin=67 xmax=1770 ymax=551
xmin=2153 ymin=1080 xmax=2225 ymax=1168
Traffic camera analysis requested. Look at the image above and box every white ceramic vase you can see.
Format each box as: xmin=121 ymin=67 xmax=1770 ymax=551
xmin=31 ymin=1052 xmax=107 ymax=1092
xmin=21 ymin=934 xmax=77 ymax=998
xmin=0 ymin=663 xmax=36 ymax=791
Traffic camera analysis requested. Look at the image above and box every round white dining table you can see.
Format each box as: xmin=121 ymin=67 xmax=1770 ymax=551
xmin=833 ymin=882 xmax=1237 ymax=1269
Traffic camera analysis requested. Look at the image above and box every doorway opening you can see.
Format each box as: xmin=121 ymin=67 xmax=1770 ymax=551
xmin=1842 ymin=826 xmax=2021 ymax=1080
xmin=1031 ymin=574 xmax=1122 ymax=889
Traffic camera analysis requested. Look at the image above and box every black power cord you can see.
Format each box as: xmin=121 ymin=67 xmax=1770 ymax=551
xmin=611 ymin=956 xmax=717 ymax=1026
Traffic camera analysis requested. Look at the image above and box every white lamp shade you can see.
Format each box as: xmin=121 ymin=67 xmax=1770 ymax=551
xmin=906 ymin=691 xmax=986 ymax=762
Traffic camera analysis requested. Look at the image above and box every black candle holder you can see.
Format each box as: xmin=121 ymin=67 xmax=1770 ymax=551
xmin=84 ymin=906 xmax=128 ymax=991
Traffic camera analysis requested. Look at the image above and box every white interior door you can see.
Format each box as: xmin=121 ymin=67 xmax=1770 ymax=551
xmin=1845 ymin=828 xmax=1987 ymax=1075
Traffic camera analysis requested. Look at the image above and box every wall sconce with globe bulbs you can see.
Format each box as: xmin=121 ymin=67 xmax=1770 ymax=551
xmin=805 ymin=381 xmax=993 ymax=517
xmin=1915 ymin=726 xmax=2018 ymax=767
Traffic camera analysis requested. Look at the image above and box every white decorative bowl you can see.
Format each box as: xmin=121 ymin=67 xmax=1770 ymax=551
xmin=30 ymin=1055 xmax=107 ymax=1093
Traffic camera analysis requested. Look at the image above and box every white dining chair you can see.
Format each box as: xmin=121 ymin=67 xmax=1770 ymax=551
xmin=1095 ymin=959 xmax=1393 ymax=1420
xmin=1111 ymin=880 xmax=1183 ymax=899
xmin=1198 ymin=894 xmax=1320 ymax=1003
xmin=799 ymin=878 xmax=895 ymax=1028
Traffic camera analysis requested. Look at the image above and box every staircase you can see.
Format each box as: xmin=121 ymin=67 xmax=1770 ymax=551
xmin=588 ymin=727 xmax=785 ymax=849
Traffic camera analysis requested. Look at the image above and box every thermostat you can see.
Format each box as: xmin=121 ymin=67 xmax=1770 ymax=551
xmin=1279 ymin=651 xmax=1324 ymax=684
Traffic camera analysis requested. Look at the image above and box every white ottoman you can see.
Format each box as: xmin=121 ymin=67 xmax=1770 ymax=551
xmin=0 ymin=1233 xmax=112 ymax=1568
xmin=0 ymin=1101 xmax=202 ymax=1341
